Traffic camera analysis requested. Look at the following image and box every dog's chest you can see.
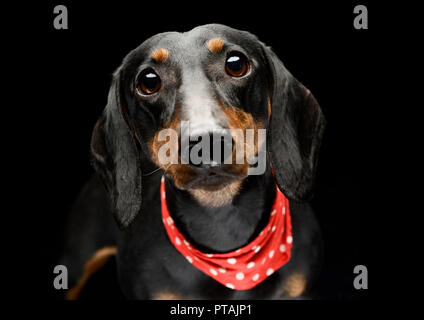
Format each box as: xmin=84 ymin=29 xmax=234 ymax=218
xmin=120 ymin=217 xmax=295 ymax=299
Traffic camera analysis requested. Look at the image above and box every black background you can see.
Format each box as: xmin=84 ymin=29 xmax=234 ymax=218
xmin=10 ymin=1 xmax=383 ymax=302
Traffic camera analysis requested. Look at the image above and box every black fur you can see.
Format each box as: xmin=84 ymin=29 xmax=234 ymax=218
xmin=90 ymin=75 xmax=143 ymax=229
xmin=60 ymin=24 xmax=325 ymax=299
xmin=265 ymin=48 xmax=325 ymax=201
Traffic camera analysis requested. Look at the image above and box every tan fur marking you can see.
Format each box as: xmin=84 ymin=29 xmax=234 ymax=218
xmin=207 ymin=38 xmax=225 ymax=53
xmin=148 ymin=107 xmax=195 ymax=189
xmin=267 ymin=97 xmax=272 ymax=123
xmin=282 ymin=273 xmax=307 ymax=298
xmin=189 ymin=180 xmax=242 ymax=207
xmin=220 ymin=104 xmax=265 ymax=178
xmin=154 ymin=292 xmax=183 ymax=300
xmin=66 ymin=246 xmax=117 ymax=300
xmin=151 ymin=48 xmax=169 ymax=62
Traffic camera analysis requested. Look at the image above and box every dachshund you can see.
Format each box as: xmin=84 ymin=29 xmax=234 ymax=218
xmin=60 ymin=24 xmax=326 ymax=300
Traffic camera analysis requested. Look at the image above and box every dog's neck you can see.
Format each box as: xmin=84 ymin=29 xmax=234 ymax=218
xmin=164 ymin=163 xmax=276 ymax=253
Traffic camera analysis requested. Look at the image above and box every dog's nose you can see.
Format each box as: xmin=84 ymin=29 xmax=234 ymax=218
xmin=185 ymin=132 xmax=234 ymax=169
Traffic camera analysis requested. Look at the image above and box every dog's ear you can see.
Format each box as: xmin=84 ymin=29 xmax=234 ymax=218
xmin=264 ymin=47 xmax=326 ymax=202
xmin=90 ymin=71 xmax=142 ymax=229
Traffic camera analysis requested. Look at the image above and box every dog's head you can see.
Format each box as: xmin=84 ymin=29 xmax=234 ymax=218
xmin=91 ymin=24 xmax=325 ymax=228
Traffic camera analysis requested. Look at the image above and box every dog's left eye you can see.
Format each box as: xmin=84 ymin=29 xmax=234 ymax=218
xmin=136 ymin=69 xmax=161 ymax=95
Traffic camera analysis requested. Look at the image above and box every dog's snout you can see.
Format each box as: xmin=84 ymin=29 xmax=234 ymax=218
xmin=182 ymin=131 xmax=234 ymax=169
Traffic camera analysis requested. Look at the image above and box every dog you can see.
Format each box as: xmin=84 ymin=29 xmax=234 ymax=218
xmin=60 ymin=24 xmax=326 ymax=299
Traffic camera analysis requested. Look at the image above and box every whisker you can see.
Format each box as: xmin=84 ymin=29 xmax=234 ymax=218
xmin=142 ymin=163 xmax=174 ymax=176
xmin=142 ymin=166 xmax=163 ymax=176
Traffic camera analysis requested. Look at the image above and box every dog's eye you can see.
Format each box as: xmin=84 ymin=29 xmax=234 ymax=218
xmin=136 ymin=69 xmax=161 ymax=95
xmin=225 ymin=52 xmax=250 ymax=77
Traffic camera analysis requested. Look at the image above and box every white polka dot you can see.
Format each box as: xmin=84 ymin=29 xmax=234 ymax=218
xmin=269 ymin=250 xmax=275 ymax=258
xmin=260 ymin=231 xmax=263 ymax=236
xmin=271 ymin=209 xmax=276 ymax=216
xmin=206 ymin=253 xmax=214 ymax=257
xmin=175 ymin=237 xmax=181 ymax=245
xmin=266 ymin=268 xmax=274 ymax=276
xmin=162 ymin=191 xmax=166 ymax=199
xmin=218 ymin=268 xmax=226 ymax=273
xmin=236 ymin=249 xmax=241 ymax=253
xmin=247 ymin=262 xmax=255 ymax=269
xmin=227 ymin=258 xmax=237 ymax=264
xmin=183 ymin=240 xmax=190 ymax=246
xmin=210 ymin=268 xmax=218 ymax=276
xmin=261 ymin=258 xmax=266 ymax=264
xmin=161 ymin=176 xmax=165 ymax=182
xmin=287 ymin=235 xmax=293 ymax=244
xmin=186 ymin=256 xmax=193 ymax=263
xmin=236 ymin=272 xmax=245 ymax=280
xmin=272 ymin=226 xmax=276 ymax=232
xmin=252 ymin=273 xmax=260 ymax=281
xmin=268 ymin=226 xmax=271 ymax=231
xmin=226 ymin=283 xmax=235 ymax=289
xmin=282 ymin=206 xmax=286 ymax=215
xmin=194 ymin=257 xmax=199 ymax=261
xmin=253 ymin=246 xmax=261 ymax=253
xmin=166 ymin=217 xmax=174 ymax=225
xmin=280 ymin=244 xmax=286 ymax=252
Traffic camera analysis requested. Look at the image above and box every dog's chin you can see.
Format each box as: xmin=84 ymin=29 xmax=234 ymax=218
xmin=168 ymin=164 xmax=247 ymax=192
xmin=185 ymin=170 xmax=246 ymax=208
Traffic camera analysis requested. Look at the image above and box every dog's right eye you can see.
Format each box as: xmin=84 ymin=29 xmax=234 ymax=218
xmin=225 ymin=52 xmax=250 ymax=78
xmin=136 ymin=69 xmax=161 ymax=95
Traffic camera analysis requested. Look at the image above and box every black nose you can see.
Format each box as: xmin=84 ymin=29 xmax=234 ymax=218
xmin=185 ymin=132 xmax=234 ymax=169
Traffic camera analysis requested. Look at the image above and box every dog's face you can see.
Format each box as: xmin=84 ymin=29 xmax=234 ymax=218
xmin=91 ymin=24 xmax=325 ymax=228
xmin=119 ymin=25 xmax=271 ymax=191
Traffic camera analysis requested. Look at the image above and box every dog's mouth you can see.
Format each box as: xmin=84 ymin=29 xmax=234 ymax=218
xmin=163 ymin=164 xmax=247 ymax=207
xmin=180 ymin=165 xmax=247 ymax=191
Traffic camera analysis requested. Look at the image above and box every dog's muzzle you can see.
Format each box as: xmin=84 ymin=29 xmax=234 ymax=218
xmin=180 ymin=130 xmax=234 ymax=170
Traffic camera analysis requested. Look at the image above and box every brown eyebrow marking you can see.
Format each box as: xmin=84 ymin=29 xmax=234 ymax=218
xmin=151 ymin=48 xmax=169 ymax=62
xmin=207 ymin=38 xmax=225 ymax=53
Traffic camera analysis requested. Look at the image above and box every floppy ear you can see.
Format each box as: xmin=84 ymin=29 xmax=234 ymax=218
xmin=90 ymin=71 xmax=142 ymax=229
xmin=265 ymin=48 xmax=326 ymax=202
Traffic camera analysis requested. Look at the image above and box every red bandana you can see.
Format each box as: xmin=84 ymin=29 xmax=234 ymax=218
xmin=160 ymin=176 xmax=293 ymax=290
